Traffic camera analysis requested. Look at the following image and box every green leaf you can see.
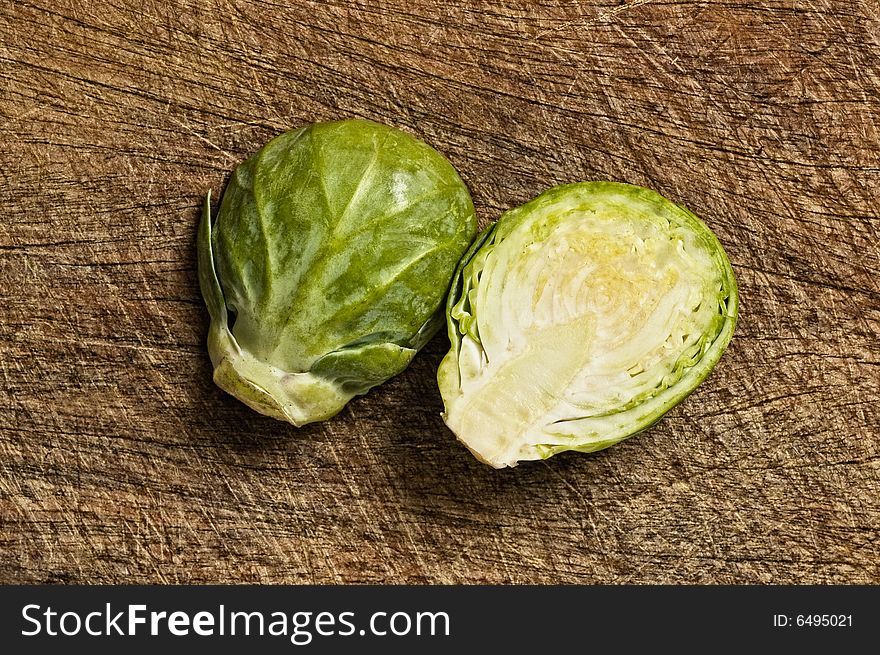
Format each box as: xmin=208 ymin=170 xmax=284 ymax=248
xmin=200 ymin=119 xmax=477 ymax=426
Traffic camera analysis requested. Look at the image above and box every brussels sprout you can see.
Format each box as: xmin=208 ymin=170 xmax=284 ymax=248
xmin=438 ymin=182 xmax=738 ymax=468
xmin=199 ymin=119 xmax=477 ymax=425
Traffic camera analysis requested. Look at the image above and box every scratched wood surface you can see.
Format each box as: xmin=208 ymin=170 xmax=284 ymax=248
xmin=1 ymin=0 xmax=878 ymax=584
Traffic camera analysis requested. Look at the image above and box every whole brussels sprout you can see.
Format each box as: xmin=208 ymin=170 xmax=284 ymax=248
xmin=199 ymin=119 xmax=477 ymax=425
xmin=438 ymin=182 xmax=738 ymax=468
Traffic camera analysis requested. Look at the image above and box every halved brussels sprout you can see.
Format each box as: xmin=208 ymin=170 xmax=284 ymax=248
xmin=438 ymin=182 xmax=738 ymax=468
xmin=199 ymin=119 xmax=477 ymax=425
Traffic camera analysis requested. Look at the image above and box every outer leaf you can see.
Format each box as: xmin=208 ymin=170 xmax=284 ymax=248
xmin=200 ymin=119 xmax=477 ymax=425
xmin=438 ymin=182 xmax=738 ymax=468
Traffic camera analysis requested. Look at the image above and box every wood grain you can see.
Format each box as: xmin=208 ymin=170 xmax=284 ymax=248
xmin=1 ymin=0 xmax=878 ymax=584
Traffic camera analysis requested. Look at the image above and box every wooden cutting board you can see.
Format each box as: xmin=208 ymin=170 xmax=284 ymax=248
xmin=1 ymin=0 xmax=877 ymax=584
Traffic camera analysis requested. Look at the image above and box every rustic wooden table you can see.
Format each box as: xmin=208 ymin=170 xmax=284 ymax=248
xmin=1 ymin=0 xmax=877 ymax=584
